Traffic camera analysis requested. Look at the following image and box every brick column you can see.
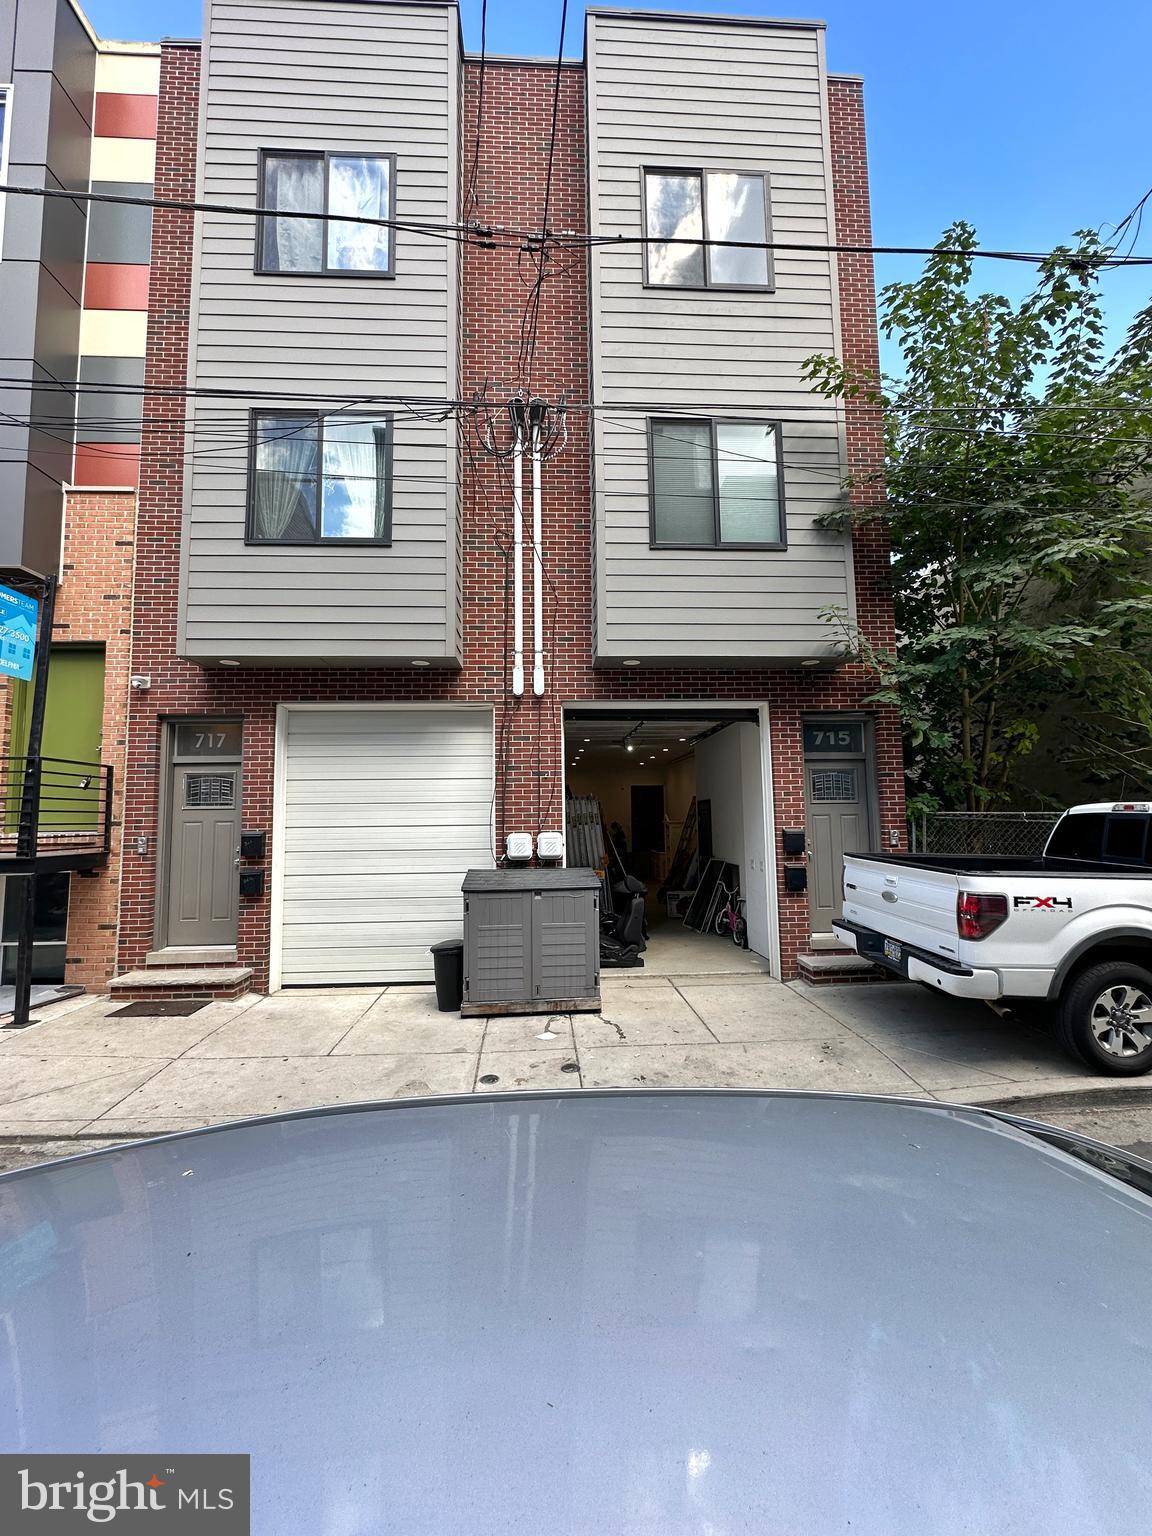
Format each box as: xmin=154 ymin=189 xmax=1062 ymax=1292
xmin=827 ymin=75 xmax=905 ymax=846
xmin=460 ymin=63 xmax=590 ymax=848
xmin=118 ymin=42 xmax=203 ymax=973
xmin=57 ymin=490 xmax=135 ymax=986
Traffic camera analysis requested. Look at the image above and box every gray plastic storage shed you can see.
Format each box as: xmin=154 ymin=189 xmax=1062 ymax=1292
xmin=461 ymin=868 xmax=601 ymax=1016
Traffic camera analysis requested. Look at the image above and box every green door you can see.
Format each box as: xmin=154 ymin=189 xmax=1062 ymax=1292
xmin=9 ymin=646 xmax=106 ymax=829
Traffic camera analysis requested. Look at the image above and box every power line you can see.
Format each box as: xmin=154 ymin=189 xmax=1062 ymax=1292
xmin=0 ymin=181 xmax=509 ymax=250
xmin=9 ymin=371 xmax=1152 ymax=423
xmin=4 ymin=179 xmax=1152 ymax=268
xmin=539 ymin=0 xmax=569 ymax=255
xmin=463 ymin=0 xmax=488 ymax=223
xmin=517 ymin=0 xmax=571 ymax=392
xmin=1102 ymin=183 xmax=1152 ymax=261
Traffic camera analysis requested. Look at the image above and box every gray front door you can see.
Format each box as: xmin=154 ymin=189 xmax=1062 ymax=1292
xmin=805 ymin=760 xmax=867 ymax=932
xmin=165 ymin=763 xmax=241 ymax=946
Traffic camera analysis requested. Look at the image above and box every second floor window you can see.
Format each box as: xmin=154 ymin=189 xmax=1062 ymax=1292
xmin=258 ymin=151 xmax=394 ymax=275
xmin=644 ymin=168 xmax=772 ymax=289
xmin=650 ymin=418 xmax=783 ymax=548
xmin=249 ymin=412 xmax=393 ymax=544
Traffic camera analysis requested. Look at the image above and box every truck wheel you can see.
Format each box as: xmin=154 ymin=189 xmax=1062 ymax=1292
xmin=1058 ymin=962 xmax=1152 ymax=1075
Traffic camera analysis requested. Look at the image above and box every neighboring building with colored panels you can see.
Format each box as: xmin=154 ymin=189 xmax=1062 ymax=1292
xmin=0 ymin=0 xmax=154 ymax=989
xmin=74 ymin=42 xmax=160 ymax=490
xmin=113 ymin=0 xmax=903 ymax=997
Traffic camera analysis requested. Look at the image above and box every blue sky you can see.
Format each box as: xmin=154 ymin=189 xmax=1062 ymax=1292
xmin=87 ymin=0 xmax=1152 ymax=360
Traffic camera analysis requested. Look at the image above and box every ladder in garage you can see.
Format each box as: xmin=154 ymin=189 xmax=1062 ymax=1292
xmin=659 ymin=796 xmax=698 ymax=899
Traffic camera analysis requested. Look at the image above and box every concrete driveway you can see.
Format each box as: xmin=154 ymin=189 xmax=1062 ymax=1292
xmin=0 ymin=970 xmax=1145 ymax=1148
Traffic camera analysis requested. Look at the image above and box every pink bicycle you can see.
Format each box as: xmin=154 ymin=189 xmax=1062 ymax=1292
xmin=713 ymin=880 xmax=748 ymax=948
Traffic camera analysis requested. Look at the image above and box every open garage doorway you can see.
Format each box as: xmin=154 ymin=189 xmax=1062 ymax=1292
xmin=563 ymin=706 xmax=774 ymax=976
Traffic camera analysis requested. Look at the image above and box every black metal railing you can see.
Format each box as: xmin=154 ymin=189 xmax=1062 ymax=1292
xmin=0 ymin=755 xmax=114 ymax=863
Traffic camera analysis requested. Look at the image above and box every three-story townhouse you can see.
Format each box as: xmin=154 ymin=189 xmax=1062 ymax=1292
xmin=109 ymin=0 xmax=904 ymax=1004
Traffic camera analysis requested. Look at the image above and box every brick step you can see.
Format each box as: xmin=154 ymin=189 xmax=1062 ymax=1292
xmin=109 ymin=966 xmax=254 ymax=1001
xmin=807 ymin=932 xmax=853 ymax=953
xmin=796 ymin=951 xmax=889 ymax=985
xmin=145 ymin=946 xmax=239 ymax=969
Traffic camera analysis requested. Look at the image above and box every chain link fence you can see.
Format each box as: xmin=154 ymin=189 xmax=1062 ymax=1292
xmin=909 ymin=811 xmax=1062 ymax=857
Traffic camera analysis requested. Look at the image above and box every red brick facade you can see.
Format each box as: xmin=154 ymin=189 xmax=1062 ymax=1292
xmin=0 ymin=491 xmax=134 ymax=989
xmin=56 ymin=491 xmax=135 ymax=986
xmin=117 ymin=45 xmax=903 ymax=988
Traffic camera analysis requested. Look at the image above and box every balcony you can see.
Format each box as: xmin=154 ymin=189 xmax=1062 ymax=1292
xmin=0 ymin=756 xmax=114 ymax=872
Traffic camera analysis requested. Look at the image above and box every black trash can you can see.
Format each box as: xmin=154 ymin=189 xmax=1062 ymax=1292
xmin=430 ymin=939 xmax=464 ymax=1013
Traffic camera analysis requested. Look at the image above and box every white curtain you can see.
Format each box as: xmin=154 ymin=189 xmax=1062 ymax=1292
xmin=263 ymin=155 xmax=323 ymax=272
xmin=254 ymin=421 xmax=318 ymax=539
xmin=327 ymin=157 xmax=391 ymax=272
xmin=320 ymin=420 xmax=389 ymax=539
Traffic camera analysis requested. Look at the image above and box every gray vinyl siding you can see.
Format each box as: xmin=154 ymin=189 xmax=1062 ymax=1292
xmin=585 ymin=13 xmax=853 ymax=665
xmin=179 ymin=0 xmax=461 ymax=665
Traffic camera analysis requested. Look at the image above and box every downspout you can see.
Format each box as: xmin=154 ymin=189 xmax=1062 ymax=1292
xmin=529 ymin=398 xmax=545 ymax=696
xmin=509 ymin=401 xmax=525 ymax=697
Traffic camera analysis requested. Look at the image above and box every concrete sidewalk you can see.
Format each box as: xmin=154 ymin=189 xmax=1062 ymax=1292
xmin=0 ymin=970 xmax=1145 ymax=1150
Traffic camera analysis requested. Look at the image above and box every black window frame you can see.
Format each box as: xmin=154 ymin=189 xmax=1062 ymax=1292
xmin=647 ymin=415 xmax=787 ymax=551
xmin=641 ymin=165 xmax=774 ymax=292
xmin=245 ymin=409 xmax=395 ymax=547
xmin=255 ymin=148 xmax=397 ymax=279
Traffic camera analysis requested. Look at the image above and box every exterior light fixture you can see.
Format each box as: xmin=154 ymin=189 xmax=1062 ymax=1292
xmin=219 ymin=659 xmax=239 ymax=668
xmin=622 ymin=659 xmax=640 ymax=667
xmin=412 ymin=659 xmax=431 ymax=668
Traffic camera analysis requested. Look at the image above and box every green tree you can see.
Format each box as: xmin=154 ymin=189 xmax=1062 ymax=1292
xmin=804 ymin=222 xmax=1152 ymax=812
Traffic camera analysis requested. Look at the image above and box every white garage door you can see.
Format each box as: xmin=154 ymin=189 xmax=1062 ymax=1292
xmin=278 ymin=707 xmax=494 ymax=985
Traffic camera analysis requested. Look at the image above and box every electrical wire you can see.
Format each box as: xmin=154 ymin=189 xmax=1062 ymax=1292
xmin=539 ymin=0 xmax=570 ymax=246
xmin=1102 ymin=183 xmax=1152 ymax=262
xmin=0 ymin=181 xmax=511 ymax=250
xmin=9 ymin=375 xmax=1152 ymax=429
xmin=5 ymin=177 xmax=1152 ymax=268
xmin=463 ymin=0 xmax=488 ymax=224
xmin=7 ymin=371 xmax=1152 ymax=423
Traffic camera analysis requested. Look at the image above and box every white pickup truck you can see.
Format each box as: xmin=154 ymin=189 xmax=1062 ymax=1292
xmin=833 ymin=802 xmax=1152 ymax=1076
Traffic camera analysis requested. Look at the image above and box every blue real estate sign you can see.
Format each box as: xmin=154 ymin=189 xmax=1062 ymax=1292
xmin=0 ymin=583 xmax=39 ymax=682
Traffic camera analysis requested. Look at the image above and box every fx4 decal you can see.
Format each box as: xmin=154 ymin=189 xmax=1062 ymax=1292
xmin=1013 ymin=896 xmax=1073 ymax=911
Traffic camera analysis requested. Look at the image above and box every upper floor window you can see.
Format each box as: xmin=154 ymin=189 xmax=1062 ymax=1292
xmin=257 ymin=151 xmax=394 ymax=275
xmin=649 ymin=418 xmax=784 ymax=549
xmin=644 ymin=168 xmax=772 ymax=289
xmin=248 ymin=411 xmax=393 ymax=544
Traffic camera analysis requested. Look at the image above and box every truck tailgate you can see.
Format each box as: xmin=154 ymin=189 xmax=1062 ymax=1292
xmin=841 ymin=856 xmax=962 ymax=962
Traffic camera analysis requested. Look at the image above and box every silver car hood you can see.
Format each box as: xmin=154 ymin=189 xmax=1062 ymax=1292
xmin=2 ymin=1089 xmax=1151 ymax=1535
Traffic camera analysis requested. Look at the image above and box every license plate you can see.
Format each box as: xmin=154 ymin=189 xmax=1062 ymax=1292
xmin=883 ymin=939 xmax=902 ymax=963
